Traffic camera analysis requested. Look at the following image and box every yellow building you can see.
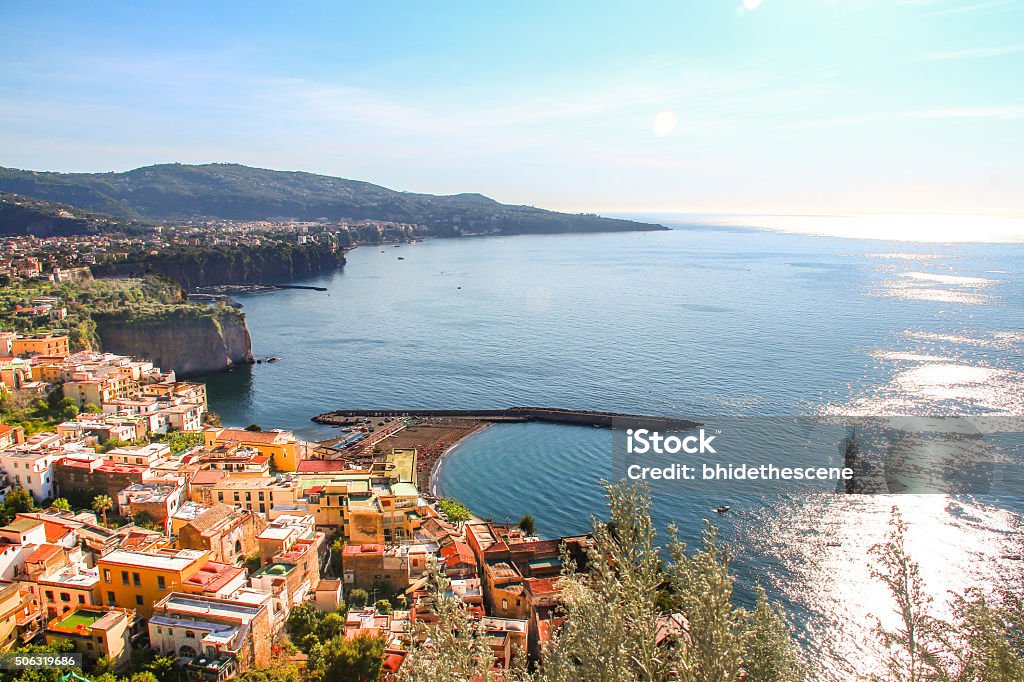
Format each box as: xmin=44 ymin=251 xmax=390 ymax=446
xmin=95 ymin=549 xmax=210 ymax=618
xmin=45 ymin=607 xmax=134 ymax=667
xmin=63 ymin=374 xmax=139 ymax=409
xmin=0 ymin=581 xmax=39 ymax=651
xmin=199 ymin=476 xmax=298 ymax=516
xmin=204 ymin=427 xmax=305 ymax=471
xmin=12 ymin=334 xmax=69 ymax=358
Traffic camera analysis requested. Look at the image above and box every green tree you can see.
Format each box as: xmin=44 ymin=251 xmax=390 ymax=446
xmin=318 ymin=611 xmax=345 ymax=641
xmin=348 ymin=588 xmax=370 ymax=609
xmin=317 ymin=633 xmax=386 ymax=682
xmin=664 ymin=521 xmax=748 ymax=682
xmin=51 ymin=497 xmax=72 ymax=511
xmin=541 ymin=482 xmax=678 ymax=682
xmin=397 ymin=564 xmax=514 ymax=682
xmin=869 ymin=507 xmax=948 ymax=682
xmin=743 ymin=586 xmax=806 ymax=681
xmin=518 ymin=513 xmax=536 ymax=536
xmin=437 ymin=498 xmax=471 ymax=525
xmin=126 ymin=673 xmax=160 ymax=682
xmin=160 ymin=431 xmax=204 ymax=454
xmin=1 ymin=485 xmax=36 ymax=523
xmin=142 ymin=654 xmax=177 ymax=682
xmin=97 ymin=438 xmax=129 ymax=453
xmin=133 ymin=510 xmax=158 ymax=530
xmin=92 ymin=494 xmax=114 ymax=526
xmin=286 ymin=603 xmax=322 ymax=651
xmin=375 ymin=599 xmax=392 ymax=615
xmin=91 ymin=655 xmax=118 ymax=675
xmin=243 ymin=552 xmax=262 ymax=574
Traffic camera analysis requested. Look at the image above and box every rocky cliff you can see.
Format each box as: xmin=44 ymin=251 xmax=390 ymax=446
xmin=92 ymin=242 xmax=346 ymax=290
xmin=95 ymin=307 xmax=254 ymax=377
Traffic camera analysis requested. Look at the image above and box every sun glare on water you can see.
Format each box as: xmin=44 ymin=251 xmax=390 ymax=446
xmin=713 ymin=214 xmax=1024 ymax=243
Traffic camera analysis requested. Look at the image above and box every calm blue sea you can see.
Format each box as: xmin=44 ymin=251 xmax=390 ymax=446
xmin=203 ymin=223 xmax=1024 ymax=680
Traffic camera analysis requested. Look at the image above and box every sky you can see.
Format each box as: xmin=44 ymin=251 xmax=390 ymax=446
xmin=0 ymin=0 xmax=1023 ymax=215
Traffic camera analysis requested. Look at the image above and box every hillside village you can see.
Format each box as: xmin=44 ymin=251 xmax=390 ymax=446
xmin=0 ymin=330 xmax=591 ymax=679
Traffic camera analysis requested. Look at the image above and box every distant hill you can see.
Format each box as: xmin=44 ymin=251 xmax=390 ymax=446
xmin=0 ymin=191 xmax=136 ymax=236
xmin=0 ymin=163 xmax=665 ymax=235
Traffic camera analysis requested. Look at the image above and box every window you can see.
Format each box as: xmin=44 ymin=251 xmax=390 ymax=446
xmin=45 ymin=590 xmax=54 ymax=600
xmin=107 ymin=592 xmax=116 ymax=606
xmin=502 ymin=598 xmax=509 ymax=610
xmin=259 ymin=503 xmax=265 ymax=513
xmin=78 ymin=595 xmax=85 ymax=604
xmin=135 ymin=595 xmax=143 ymax=606
xmin=233 ymin=492 xmax=239 ymax=502
xmin=185 ymin=630 xmax=196 ymax=639
xmin=158 ymin=576 xmax=166 ymax=590
xmin=245 ymin=492 xmax=251 ymax=501
xmin=132 ymin=572 xmax=141 ymax=587
xmin=60 ymin=593 xmax=70 ymax=602
xmin=217 ymin=492 xmax=224 ymax=502
xmin=25 ymin=476 xmax=31 ymax=484
xmin=258 ymin=492 xmax=264 ymax=501
xmin=103 ymin=569 xmax=111 ymax=583
xmin=121 ymin=571 xmax=129 ymax=586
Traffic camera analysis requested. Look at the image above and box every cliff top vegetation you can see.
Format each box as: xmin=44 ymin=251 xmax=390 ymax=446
xmin=0 ymin=275 xmax=241 ymax=349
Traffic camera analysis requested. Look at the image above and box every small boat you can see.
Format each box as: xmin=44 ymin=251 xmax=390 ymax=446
xmin=397 ymin=256 xmax=405 ymax=260
xmin=714 ymin=505 xmax=731 ymax=514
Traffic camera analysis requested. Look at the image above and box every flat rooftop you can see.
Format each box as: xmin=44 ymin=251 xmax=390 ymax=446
xmin=100 ymin=549 xmax=206 ymax=571
xmin=162 ymin=594 xmax=263 ymax=621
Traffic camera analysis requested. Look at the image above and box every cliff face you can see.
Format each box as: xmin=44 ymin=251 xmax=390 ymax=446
xmin=92 ymin=243 xmax=346 ymax=290
xmin=95 ymin=308 xmax=254 ymax=377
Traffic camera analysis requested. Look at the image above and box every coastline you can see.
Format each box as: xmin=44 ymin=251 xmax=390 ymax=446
xmin=428 ymin=422 xmax=491 ymax=498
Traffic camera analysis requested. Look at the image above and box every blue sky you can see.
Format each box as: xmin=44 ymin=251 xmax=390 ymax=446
xmin=1 ymin=0 xmax=1022 ymax=214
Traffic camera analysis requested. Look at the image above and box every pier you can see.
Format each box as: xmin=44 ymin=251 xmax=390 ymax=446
xmin=312 ymin=406 xmax=699 ymax=430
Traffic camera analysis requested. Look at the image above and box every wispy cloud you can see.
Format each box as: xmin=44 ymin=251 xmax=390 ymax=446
xmin=924 ymin=0 xmax=1021 ymax=15
xmin=908 ymin=105 xmax=1024 ymax=119
xmin=917 ymin=44 xmax=1024 ymax=61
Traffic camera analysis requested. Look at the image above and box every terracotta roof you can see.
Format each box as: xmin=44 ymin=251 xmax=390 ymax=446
xmin=382 ymin=650 xmax=407 ymax=673
xmin=41 ymin=521 xmax=72 ymax=544
xmin=26 ymin=543 xmax=63 ymax=564
xmin=190 ymin=470 xmax=226 ymax=485
xmin=440 ymin=542 xmax=476 ymax=565
xmin=185 ymin=562 xmax=244 ymax=593
xmin=342 ymin=544 xmax=384 ymax=557
xmin=524 ymin=577 xmax=561 ymax=597
xmin=182 ymin=503 xmax=237 ymax=534
xmin=210 ymin=428 xmax=292 ymax=445
xmin=296 ymin=459 xmax=350 ymax=473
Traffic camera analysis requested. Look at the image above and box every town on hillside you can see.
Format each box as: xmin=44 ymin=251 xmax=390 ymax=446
xmin=0 ymin=330 xmax=593 ymax=679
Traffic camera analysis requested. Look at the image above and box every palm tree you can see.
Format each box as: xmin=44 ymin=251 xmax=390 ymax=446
xmin=92 ymin=495 xmax=113 ymax=527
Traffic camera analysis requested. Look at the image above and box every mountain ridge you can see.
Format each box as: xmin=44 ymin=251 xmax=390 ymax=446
xmin=0 ymin=162 xmax=665 ymax=235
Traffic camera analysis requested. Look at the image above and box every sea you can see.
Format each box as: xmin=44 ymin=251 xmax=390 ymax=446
xmin=202 ymin=215 xmax=1024 ymax=680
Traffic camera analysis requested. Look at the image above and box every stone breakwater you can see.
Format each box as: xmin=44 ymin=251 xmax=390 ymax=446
xmin=313 ymin=407 xmax=699 ymax=431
